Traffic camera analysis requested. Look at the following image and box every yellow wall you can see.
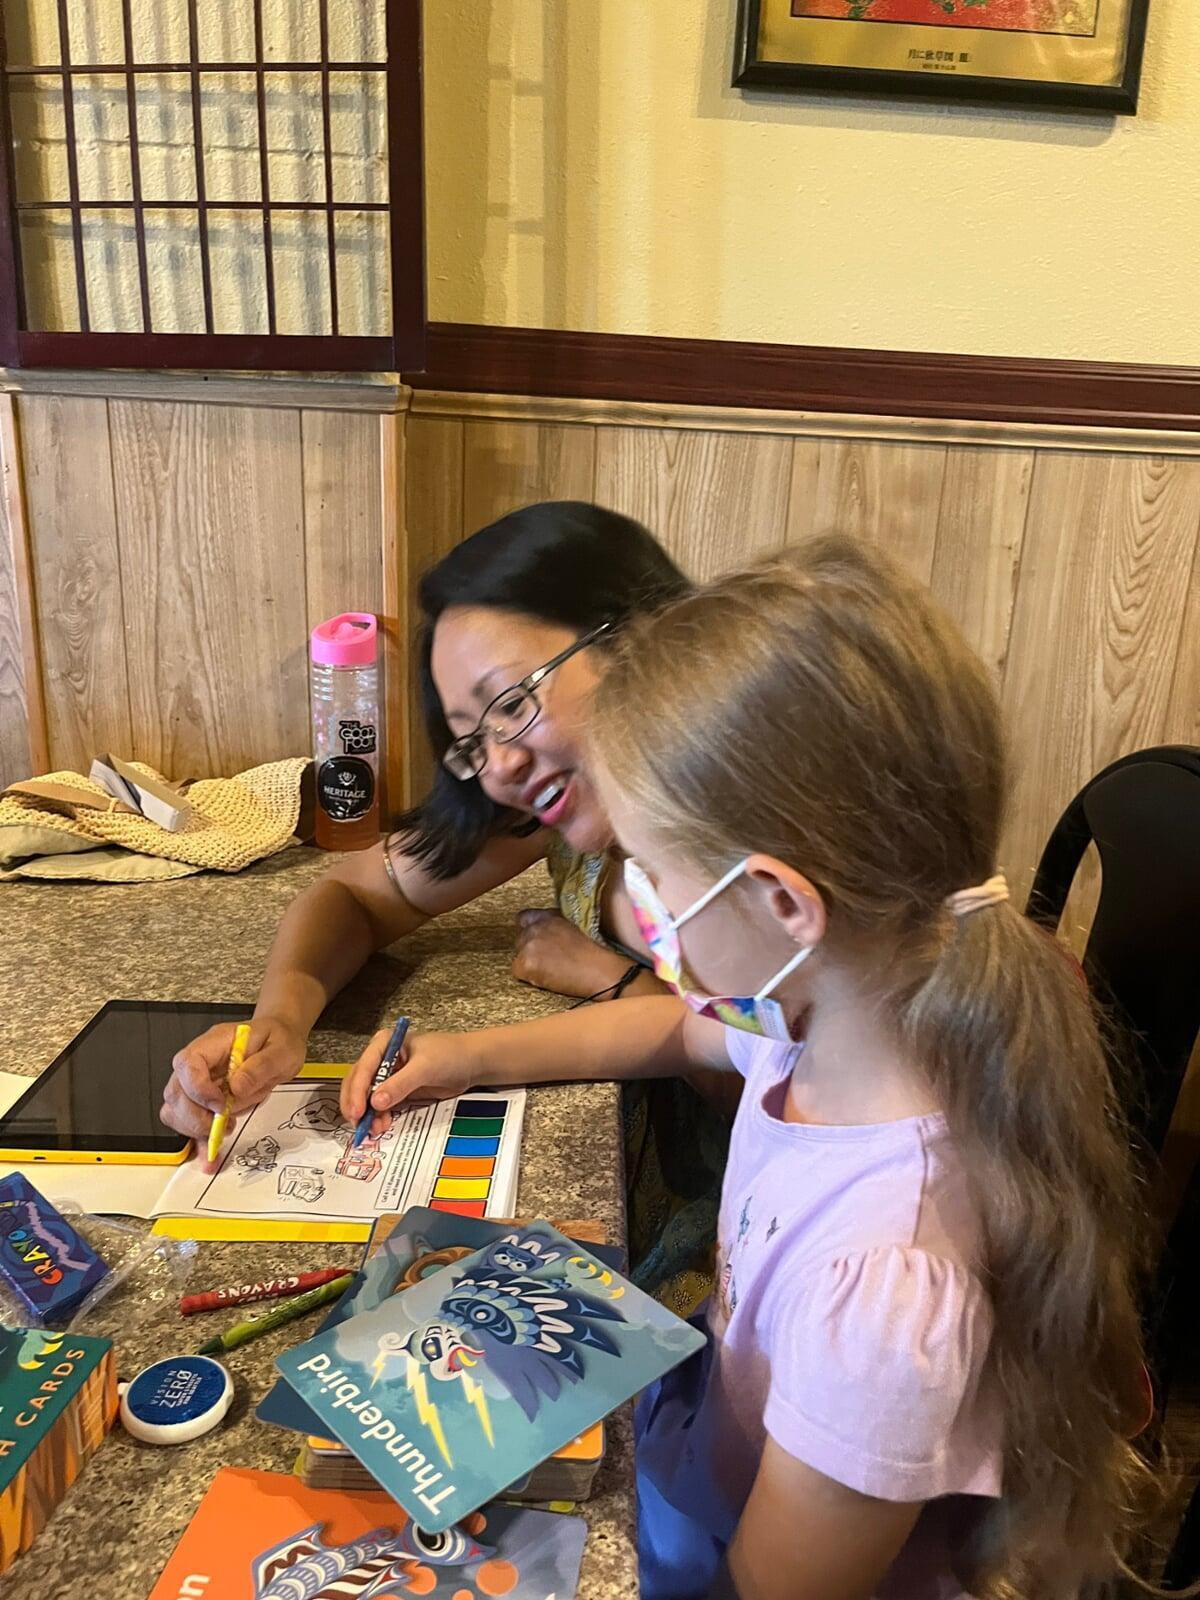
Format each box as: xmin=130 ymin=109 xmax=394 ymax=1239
xmin=424 ymin=0 xmax=1200 ymax=364
xmin=10 ymin=0 xmax=1196 ymax=364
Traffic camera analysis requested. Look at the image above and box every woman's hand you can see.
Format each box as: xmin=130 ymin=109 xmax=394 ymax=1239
xmin=513 ymin=908 xmax=642 ymax=998
xmin=340 ymin=1029 xmax=480 ymax=1138
xmin=161 ymin=1015 xmax=307 ymax=1148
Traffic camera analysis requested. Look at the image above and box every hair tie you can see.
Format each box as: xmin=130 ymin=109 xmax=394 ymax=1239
xmin=944 ymin=873 xmax=1009 ymax=918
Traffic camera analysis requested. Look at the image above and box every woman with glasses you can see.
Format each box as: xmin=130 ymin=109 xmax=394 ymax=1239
xmin=162 ymin=500 xmax=730 ymax=1313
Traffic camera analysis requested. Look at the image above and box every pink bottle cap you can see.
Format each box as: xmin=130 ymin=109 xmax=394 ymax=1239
xmin=310 ymin=613 xmax=378 ymax=667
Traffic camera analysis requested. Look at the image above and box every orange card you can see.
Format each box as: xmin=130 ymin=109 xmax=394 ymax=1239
xmin=148 ymin=1465 xmax=587 ymax=1599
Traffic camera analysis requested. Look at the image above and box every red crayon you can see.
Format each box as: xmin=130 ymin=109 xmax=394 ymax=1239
xmin=180 ymin=1267 xmax=353 ymax=1317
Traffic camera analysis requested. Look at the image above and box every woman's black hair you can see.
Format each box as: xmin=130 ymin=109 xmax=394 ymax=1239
xmin=394 ymin=500 xmax=688 ymax=880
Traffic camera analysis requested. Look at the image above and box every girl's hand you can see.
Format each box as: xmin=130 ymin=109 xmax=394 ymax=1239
xmin=340 ymin=1030 xmax=479 ymax=1137
xmin=161 ymin=1014 xmax=307 ymax=1145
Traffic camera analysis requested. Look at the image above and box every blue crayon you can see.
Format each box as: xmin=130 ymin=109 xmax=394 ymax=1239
xmin=351 ymin=1015 xmax=410 ymax=1149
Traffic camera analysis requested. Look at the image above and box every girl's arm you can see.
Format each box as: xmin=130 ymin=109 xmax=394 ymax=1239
xmin=715 ymin=1440 xmax=923 ymax=1600
xmin=162 ymin=827 xmax=546 ymax=1142
xmin=340 ymin=998 xmax=731 ymax=1125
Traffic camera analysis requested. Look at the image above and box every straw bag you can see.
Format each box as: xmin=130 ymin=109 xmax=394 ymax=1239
xmin=0 ymin=758 xmax=309 ymax=882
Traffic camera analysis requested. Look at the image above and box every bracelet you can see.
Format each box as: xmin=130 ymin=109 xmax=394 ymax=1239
xmin=609 ymin=962 xmax=642 ymax=1001
xmin=382 ymin=838 xmax=404 ymax=895
xmin=569 ymin=961 xmax=645 ymax=1010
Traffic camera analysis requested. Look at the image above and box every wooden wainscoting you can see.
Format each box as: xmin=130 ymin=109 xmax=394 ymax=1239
xmin=0 ymin=373 xmax=406 ymax=810
xmin=0 ymin=394 xmax=40 ymax=784
xmin=1 ymin=370 xmax=1197 ymax=902
xmin=407 ymin=393 xmax=1200 ymax=907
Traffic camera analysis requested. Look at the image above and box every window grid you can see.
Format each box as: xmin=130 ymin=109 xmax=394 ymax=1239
xmin=120 ymin=0 xmax=152 ymax=335
xmin=0 ymin=0 xmax=423 ymax=371
xmin=54 ymin=0 xmax=87 ymax=330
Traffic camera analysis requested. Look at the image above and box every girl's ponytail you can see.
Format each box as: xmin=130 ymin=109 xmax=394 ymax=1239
xmin=901 ymin=899 xmax=1152 ymax=1595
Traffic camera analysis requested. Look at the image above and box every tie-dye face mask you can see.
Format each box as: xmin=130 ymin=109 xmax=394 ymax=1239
xmin=623 ymin=857 xmax=812 ymax=1042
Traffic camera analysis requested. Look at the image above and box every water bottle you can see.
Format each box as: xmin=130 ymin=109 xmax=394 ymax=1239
xmin=309 ymin=612 xmax=381 ymax=852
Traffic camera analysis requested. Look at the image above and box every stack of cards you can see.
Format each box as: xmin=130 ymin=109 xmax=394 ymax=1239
xmin=259 ymin=1208 xmax=621 ymax=1506
xmin=504 ymin=1421 xmax=606 ymax=1504
xmin=275 ymin=1218 xmax=705 ymax=1532
xmin=296 ymin=1420 xmax=606 ymax=1505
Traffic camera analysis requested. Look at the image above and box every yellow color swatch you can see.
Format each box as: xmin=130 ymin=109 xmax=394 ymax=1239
xmin=433 ymin=1176 xmax=491 ymax=1201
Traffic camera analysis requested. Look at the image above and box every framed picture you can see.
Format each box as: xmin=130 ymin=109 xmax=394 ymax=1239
xmin=733 ymin=0 xmax=1150 ymax=114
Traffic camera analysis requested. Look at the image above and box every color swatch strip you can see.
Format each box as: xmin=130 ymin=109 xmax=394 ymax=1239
xmin=430 ymin=1096 xmax=510 ymax=1218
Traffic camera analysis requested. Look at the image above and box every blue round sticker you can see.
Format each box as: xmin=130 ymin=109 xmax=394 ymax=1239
xmin=120 ymin=1355 xmax=232 ymax=1445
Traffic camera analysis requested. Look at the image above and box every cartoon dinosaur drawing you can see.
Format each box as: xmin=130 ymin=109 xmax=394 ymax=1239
xmin=237 ymin=1136 xmax=280 ymax=1174
xmin=385 ymin=1228 xmax=627 ymax=1422
xmin=280 ymin=1097 xmax=345 ymax=1137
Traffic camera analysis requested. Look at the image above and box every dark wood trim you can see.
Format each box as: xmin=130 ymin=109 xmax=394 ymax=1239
xmin=0 ymin=7 xmax=22 ymax=367
xmin=405 ymin=323 xmax=1200 ymax=434
xmin=386 ymin=0 xmax=426 ymax=371
xmin=17 ymin=331 xmax=394 ymax=371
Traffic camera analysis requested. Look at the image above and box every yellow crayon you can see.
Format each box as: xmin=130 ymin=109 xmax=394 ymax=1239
xmin=206 ymin=1023 xmax=251 ymax=1165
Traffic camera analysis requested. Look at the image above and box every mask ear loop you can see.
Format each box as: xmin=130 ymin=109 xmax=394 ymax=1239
xmin=672 ymin=859 xmax=752 ymax=931
xmin=639 ymin=859 xmax=747 ymax=992
xmin=753 ymin=941 xmax=813 ymax=1002
xmin=674 ymin=860 xmax=815 ymax=1002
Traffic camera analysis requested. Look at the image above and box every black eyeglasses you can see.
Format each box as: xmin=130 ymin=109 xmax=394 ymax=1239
xmin=442 ymin=622 xmax=613 ymax=781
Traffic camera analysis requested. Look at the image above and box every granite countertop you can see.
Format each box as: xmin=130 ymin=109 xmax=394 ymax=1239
xmin=0 ymin=847 xmax=634 ymax=1599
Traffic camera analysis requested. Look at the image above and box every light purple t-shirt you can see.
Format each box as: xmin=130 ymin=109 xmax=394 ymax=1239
xmin=636 ymin=1028 xmax=1004 ymax=1600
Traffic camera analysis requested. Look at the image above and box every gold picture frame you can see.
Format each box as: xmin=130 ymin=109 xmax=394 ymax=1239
xmin=734 ymin=0 xmax=1150 ymax=114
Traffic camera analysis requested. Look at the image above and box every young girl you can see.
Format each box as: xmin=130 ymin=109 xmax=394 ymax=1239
xmin=342 ymin=536 xmax=1151 ymax=1599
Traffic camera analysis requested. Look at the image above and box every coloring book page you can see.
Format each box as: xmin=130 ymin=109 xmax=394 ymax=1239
xmin=154 ymin=1082 xmax=525 ymax=1228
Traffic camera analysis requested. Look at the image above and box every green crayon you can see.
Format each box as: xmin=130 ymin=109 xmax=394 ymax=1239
xmin=194 ymin=1272 xmax=355 ymax=1356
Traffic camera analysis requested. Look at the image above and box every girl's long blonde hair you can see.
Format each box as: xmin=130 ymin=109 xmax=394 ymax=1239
xmin=590 ymin=535 xmax=1153 ymax=1599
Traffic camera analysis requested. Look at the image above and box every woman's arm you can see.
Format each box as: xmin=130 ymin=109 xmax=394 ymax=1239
xmin=715 ymin=1440 xmax=923 ymax=1600
xmin=162 ymin=827 xmax=546 ymax=1143
xmin=256 ymin=827 xmax=546 ymax=1035
xmin=340 ymin=998 xmax=731 ymax=1126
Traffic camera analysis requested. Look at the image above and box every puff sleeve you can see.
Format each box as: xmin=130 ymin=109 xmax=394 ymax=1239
xmin=763 ymin=1246 xmax=1003 ymax=1503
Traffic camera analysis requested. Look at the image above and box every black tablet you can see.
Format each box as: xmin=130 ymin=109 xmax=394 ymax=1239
xmin=0 ymin=1000 xmax=253 ymax=1163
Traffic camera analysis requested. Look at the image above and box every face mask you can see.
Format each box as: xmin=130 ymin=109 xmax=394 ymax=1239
xmin=624 ymin=858 xmax=812 ymax=1042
